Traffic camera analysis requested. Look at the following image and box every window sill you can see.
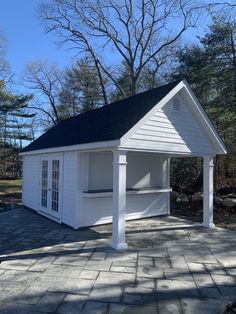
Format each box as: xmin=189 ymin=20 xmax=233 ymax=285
xmin=83 ymin=187 xmax=172 ymax=198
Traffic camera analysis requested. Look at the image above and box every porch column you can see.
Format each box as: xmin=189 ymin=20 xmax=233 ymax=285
xmin=203 ymin=156 xmax=215 ymax=228
xmin=111 ymin=149 xmax=128 ymax=250
xmin=163 ymin=157 xmax=171 ymax=215
xmin=162 ymin=157 xmax=170 ymax=188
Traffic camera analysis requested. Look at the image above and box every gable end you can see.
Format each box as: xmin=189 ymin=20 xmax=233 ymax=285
xmin=120 ymin=81 xmax=227 ymax=156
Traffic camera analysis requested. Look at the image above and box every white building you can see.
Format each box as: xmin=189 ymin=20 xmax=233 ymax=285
xmin=20 ymin=80 xmax=227 ymax=250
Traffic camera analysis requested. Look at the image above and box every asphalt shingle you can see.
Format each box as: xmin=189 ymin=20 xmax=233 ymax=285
xmin=22 ymin=80 xmax=181 ymax=152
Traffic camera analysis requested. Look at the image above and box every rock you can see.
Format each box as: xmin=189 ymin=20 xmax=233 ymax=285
xmin=171 ymin=191 xmax=179 ymax=201
xmin=222 ymin=198 xmax=236 ymax=208
xmin=176 ymin=196 xmax=182 ymax=204
xmin=214 ymin=197 xmax=223 ymax=205
xmin=179 ymin=194 xmax=189 ymax=203
xmin=192 ymin=192 xmax=203 ymax=202
xmin=183 ymin=186 xmax=195 ymax=194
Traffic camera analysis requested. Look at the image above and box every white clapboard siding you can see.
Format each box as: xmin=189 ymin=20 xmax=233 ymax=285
xmin=62 ymin=151 xmax=78 ymax=228
xmin=76 ymin=153 xmax=169 ymax=228
xmin=77 ymin=193 xmax=169 ymax=228
xmin=89 ymin=152 xmax=113 ymax=190
xmin=123 ymin=94 xmax=215 ymax=155
xmin=22 ymin=155 xmax=40 ymax=210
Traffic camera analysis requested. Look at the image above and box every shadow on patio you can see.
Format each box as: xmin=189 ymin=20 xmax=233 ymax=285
xmin=0 ymin=208 xmax=235 ymax=313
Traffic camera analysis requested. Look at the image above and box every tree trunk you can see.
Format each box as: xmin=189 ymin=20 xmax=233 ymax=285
xmin=230 ymin=28 xmax=236 ymax=109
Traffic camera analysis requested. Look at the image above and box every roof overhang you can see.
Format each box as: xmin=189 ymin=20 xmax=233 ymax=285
xmin=20 ymin=140 xmax=120 ymax=156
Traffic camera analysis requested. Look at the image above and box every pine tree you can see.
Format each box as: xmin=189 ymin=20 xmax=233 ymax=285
xmin=58 ymin=58 xmax=105 ymax=117
xmin=172 ymin=19 xmax=236 ymax=186
xmin=0 ymin=83 xmax=34 ymax=178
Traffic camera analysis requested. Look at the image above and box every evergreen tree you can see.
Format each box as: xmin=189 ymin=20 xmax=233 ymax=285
xmin=58 ymin=58 xmax=105 ymax=116
xmin=111 ymin=61 xmax=161 ymax=102
xmin=0 ymin=83 xmax=34 ymax=178
xmin=172 ymin=20 xmax=236 ymax=187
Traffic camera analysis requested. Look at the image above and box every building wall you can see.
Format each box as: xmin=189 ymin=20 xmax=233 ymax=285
xmin=127 ymin=153 xmax=163 ymax=188
xmin=22 ymin=155 xmax=40 ymax=210
xmin=89 ymin=152 xmax=113 ymax=190
xmin=88 ymin=152 xmax=164 ymax=190
xmin=77 ymin=193 xmax=169 ymax=228
xmin=61 ymin=151 xmax=78 ymax=228
xmin=22 ymin=151 xmax=170 ymax=229
xmin=76 ymin=152 xmax=169 ymax=228
xmin=123 ymin=92 xmax=215 ymax=155
xmin=22 ymin=152 xmax=79 ymax=228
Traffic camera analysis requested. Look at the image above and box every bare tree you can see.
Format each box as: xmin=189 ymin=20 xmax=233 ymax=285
xmin=207 ymin=1 xmax=236 ymax=21
xmin=23 ymin=60 xmax=63 ymax=125
xmin=40 ymin=0 xmax=203 ymax=98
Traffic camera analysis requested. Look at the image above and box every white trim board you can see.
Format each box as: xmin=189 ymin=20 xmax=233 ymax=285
xmin=20 ymin=140 xmax=120 ymax=156
xmin=78 ymin=211 xmax=169 ymax=228
xmin=181 ymin=79 xmax=227 ymax=154
xmin=83 ymin=188 xmax=172 ymax=198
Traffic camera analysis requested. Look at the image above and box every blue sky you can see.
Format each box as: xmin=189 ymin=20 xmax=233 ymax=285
xmin=0 ymin=0 xmax=208 ymax=78
xmin=0 ymin=0 xmax=72 ymax=75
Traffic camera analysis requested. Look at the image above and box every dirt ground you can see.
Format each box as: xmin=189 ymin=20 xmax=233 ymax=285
xmin=171 ymin=200 xmax=236 ymax=231
xmin=0 ymin=180 xmax=22 ymax=213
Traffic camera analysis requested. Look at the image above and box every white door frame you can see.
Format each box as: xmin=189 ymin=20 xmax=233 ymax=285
xmin=39 ymin=155 xmax=63 ymax=222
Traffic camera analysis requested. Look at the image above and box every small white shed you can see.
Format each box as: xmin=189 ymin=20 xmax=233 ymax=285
xmin=21 ymin=80 xmax=226 ymax=250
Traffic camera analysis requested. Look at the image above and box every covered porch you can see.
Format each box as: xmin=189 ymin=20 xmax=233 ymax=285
xmin=111 ymin=149 xmax=214 ymax=250
xmin=78 ymin=147 xmax=215 ymax=251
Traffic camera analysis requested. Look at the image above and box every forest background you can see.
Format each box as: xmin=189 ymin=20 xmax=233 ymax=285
xmin=0 ymin=0 xmax=235 ymax=195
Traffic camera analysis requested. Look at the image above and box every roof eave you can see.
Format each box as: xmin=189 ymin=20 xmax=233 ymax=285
xmin=20 ymin=139 xmax=121 ymax=156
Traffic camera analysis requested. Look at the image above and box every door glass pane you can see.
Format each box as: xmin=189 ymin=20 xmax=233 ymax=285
xmin=52 ymin=160 xmax=59 ymax=212
xmin=41 ymin=160 xmax=48 ymax=208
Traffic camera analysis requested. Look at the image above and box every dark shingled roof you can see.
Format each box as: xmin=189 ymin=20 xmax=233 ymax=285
xmin=22 ymin=80 xmax=181 ymax=152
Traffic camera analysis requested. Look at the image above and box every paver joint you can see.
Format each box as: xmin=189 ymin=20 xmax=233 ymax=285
xmin=0 ymin=208 xmax=235 ymax=313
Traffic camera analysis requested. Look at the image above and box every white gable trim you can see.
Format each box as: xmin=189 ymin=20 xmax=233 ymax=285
xmin=20 ymin=140 xmax=120 ymax=156
xmin=181 ymin=79 xmax=227 ymax=154
xmin=120 ymin=80 xmax=227 ymax=155
xmin=120 ymin=82 xmax=184 ymax=146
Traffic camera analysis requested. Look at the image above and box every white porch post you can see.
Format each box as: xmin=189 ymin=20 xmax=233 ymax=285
xmin=111 ymin=149 xmax=128 ymax=250
xmin=162 ymin=157 xmax=170 ymax=188
xmin=162 ymin=156 xmax=171 ymax=214
xmin=203 ymin=156 xmax=215 ymax=228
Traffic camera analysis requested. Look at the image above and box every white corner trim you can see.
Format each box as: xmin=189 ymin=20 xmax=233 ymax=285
xmin=20 ymin=140 xmax=120 ymax=156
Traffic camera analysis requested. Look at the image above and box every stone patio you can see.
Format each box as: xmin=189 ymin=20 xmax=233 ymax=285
xmin=0 ymin=208 xmax=236 ymax=313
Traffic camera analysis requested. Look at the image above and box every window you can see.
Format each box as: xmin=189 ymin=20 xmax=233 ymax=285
xmin=52 ymin=160 xmax=59 ymax=212
xmin=41 ymin=160 xmax=48 ymax=208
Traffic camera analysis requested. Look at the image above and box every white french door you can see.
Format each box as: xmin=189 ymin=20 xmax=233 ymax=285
xmin=40 ymin=156 xmax=62 ymax=220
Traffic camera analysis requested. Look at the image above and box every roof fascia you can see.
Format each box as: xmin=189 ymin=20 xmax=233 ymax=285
xmin=181 ymin=79 xmax=227 ymax=155
xmin=20 ymin=139 xmax=120 ymax=156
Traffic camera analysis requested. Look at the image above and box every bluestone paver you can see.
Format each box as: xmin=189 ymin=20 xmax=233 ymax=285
xmin=0 ymin=207 xmax=235 ymax=313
